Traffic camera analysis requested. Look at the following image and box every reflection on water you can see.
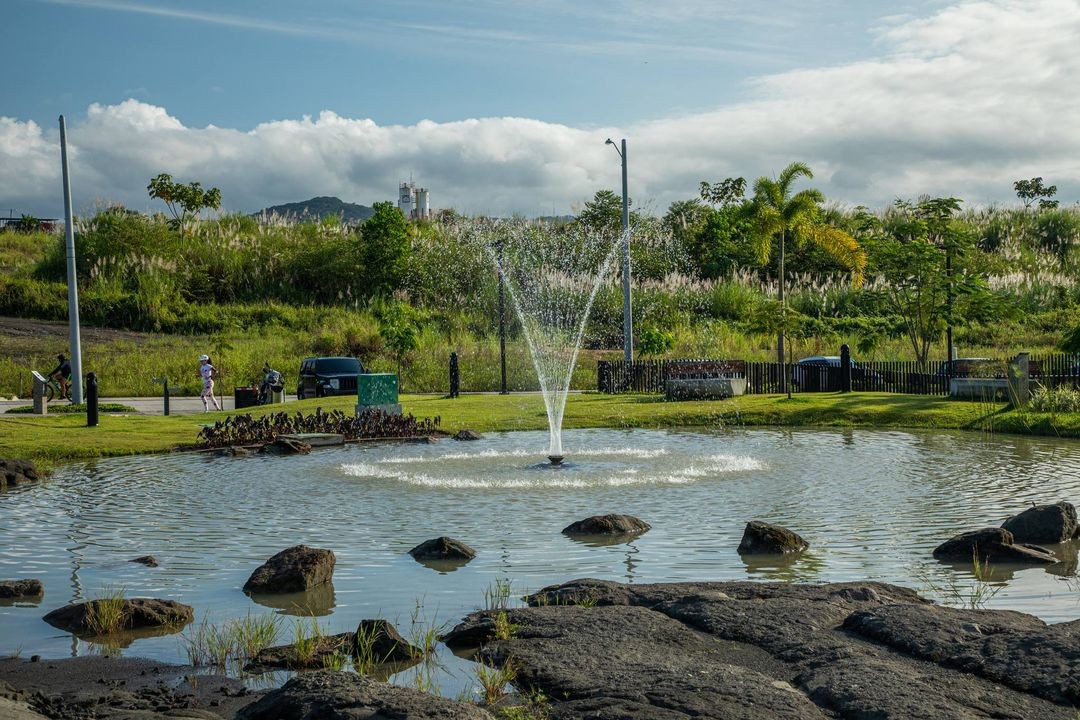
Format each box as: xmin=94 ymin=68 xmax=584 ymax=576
xmin=2 ymin=426 xmax=1080 ymax=696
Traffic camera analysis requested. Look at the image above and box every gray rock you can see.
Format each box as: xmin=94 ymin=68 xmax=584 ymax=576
xmin=933 ymin=527 xmax=1060 ymax=564
xmin=248 ymin=631 xmax=356 ymax=670
xmin=130 ymin=556 xmax=159 ymax=568
xmin=737 ymin=520 xmax=809 ymax=555
xmin=1002 ymin=501 xmax=1079 ymax=543
xmin=453 ymin=429 xmax=483 ymax=441
xmin=237 ymin=670 xmax=494 ymax=719
xmin=844 ymin=602 xmax=1080 ymax=706
xmin=0 ymin=579 xmax=43 ymax=599
xmin=42 ymin=598 xmax=193 ymax=635
xmin=243 ymin=545 xmax=335 ymax=594
xmin=0 ymin=459 xmax=40 ymax=490
xmin=562 ymin=514 xmax=650 ymax=536
xmin=408 ymin=536 xmax=476 ymax=561
xmin=0 ymin=696 xmax=48 ymax=720
xmin=454 ymin=579 xmax=1075 ymax=719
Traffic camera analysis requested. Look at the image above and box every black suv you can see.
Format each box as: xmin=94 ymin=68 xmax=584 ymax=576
xmin=296 ymin=356 xmax=364 ymax=399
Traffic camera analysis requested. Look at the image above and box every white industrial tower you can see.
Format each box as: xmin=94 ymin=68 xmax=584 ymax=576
xmin=398 ymin=180 xmax=430 ymax=220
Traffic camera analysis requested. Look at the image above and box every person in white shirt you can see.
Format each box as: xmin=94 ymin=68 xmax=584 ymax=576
xmin=198 ymin=354 xmax=222 ymax=412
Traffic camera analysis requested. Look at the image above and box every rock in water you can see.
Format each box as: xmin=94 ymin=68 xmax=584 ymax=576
xmin=932 ymin=527 xmax=1059 ymax=564
xmin=0 ymin=579 xmax=43 ymax=599
xmin=0 ymin=459 xmax=40 ymax=490
xmin=237 ymin=670 xmax=494 ymax=719
xmin=243 ymin=545 xmax=336 ymax=594
xmin=408 ymin=537 xmax=476 ymax=561
xmin=356 ymin=619 xmax=422 ymax=662
xmin=130 ymin=555 xmax=159 ymax=568
xmin=42 ymin=598 xmax=193 ymax=634
xmin=737 ymin=520 xmax=810 ymax=555
xmin=562 ymin=514 xmax=651 ymax=536
xmin=453 ymin=429 xmax=483 ymax=441
xmin=1002 ymin=501 xmax=1079 ymax=544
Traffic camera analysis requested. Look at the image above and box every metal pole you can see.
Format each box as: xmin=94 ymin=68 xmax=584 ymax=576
xmin=59 ymin=115 xmax=84 ymax=404
xmin=620 ymin=139 xmax=632 ymax=364
xmin=498 ymin=241 xmax=508 ymax=395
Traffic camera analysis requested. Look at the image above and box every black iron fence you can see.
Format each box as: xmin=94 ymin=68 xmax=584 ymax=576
xmin=597 ymin=353 xmax=1080 ymax=396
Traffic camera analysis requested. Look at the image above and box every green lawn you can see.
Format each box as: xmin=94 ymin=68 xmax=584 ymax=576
xmin=2 ymin=392 xmax=1079 ymax=472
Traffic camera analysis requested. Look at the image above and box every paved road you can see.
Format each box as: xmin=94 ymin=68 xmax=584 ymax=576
xmin=0 ymin=395 xmax=298 ymax=416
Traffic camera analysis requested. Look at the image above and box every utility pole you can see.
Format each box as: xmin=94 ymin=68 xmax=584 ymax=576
xmin=606 ymin=138 xmax=632 ymax=363
xmin=59 ymin=115 xmax=84 ymax=403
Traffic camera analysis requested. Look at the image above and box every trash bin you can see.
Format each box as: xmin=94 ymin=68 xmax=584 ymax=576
xmin=234 ymin=387 xmax=259 ymax=409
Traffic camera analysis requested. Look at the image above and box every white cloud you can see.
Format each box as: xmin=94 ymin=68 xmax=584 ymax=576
xmin=4 ymin=0 xmax=1079 ymax=218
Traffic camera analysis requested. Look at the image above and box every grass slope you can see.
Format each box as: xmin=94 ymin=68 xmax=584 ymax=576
xmin=2 ymin=392 xmax=1079 ymax=472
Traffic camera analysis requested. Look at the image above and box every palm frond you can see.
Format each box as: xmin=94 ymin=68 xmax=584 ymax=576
xmin=778 ymin=162 xmax=814 ymax=193
xmin=806 ymin=224 xmax=868 ymax=285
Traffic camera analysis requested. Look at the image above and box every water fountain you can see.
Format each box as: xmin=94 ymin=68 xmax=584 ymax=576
xmin=459 ymin=220 xmax=622 ymax=465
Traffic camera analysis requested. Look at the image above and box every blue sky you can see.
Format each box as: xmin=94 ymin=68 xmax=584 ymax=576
xmin=3 ymin=0 xmax=1078 ymax=216
xmin=8 ymin=0 xmax=920 ymax=129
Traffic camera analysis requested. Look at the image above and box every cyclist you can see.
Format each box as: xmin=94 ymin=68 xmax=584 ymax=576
xmin=48 ymin=353 xmax=72 ymax=400
xmin=199 ymin=354 xmax=222 ymax=412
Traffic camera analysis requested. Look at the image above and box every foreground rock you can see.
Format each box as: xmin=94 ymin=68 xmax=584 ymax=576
xmin=409 ymin=536 xmax=476 ymax=561
xmin=562 ymin=514 xmax=650 ymax=536
xmin=130 ymin=555 xmax=159 ymax=568
xmin=445 ymin=578 xmax=1075 ymax=719
xmin=1002 ymin=501 xmax=1079 ymax=544
xmin=933 ymin=527 xmax=1059 ymax=564
xmin=737 ymin=520 xmax=809 ymax=555
xmin=42 ymin=598 xmax=193 ymax=635
xmin=0 ymin=579 xmax=43 ymax=599
xmin=0 ymin=459 xmax=40 ymax=490
xmin=453 ymin=429 xmax=483 ymax=441
xmin=238 ymin=670 xmax=493 ymax=719
xmin=243 ymin=545 xmax=336 ymax=594
xmin=0 ymin=656 xmax=255 ymax=719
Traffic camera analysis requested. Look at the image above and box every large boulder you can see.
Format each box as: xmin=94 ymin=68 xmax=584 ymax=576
xmin=737 ymin=521 xmax=809 ymax=555
xmin=261 ymin=438 xmax=311 ymax=455
xmin=42 ymin=598 xmax=193 ymax=635
xmin=562 ymin=514 xmax=651 ymax=536
xmin=933 ymin=527 xmax=1059 ymax=564
xmin=408 ymin=536 xmax=476 ymax=561
xmin=237 ymin=670 xmax=493 ymax=719
xmin=244 ymin=545 xmax=336 ymax=594
xmin=0 ymin=459 xmax=40 ymax=490
xmin=356 ymin=619 xmax=422 ymax=663
xmin=0 ymin=579 xmax=43 ymax=599
xmin=1002 ymin=502 xmax=1079 ymax=544
xmin=453 ymin=429 xmax=483 ymax=441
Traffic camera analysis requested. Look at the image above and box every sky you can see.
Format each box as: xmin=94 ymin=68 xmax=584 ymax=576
xmin=2 ymin=0 xmax=1078 ymax=218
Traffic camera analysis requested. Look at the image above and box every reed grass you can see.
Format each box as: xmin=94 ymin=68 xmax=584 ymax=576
xmin=475 ymin=659 xmax=517 ymax=706
xmin=483 ymin=578 xmax=514 ymax=611
xmin=85 ymin=586 xmax=128 ymax=635
xmin=182 ymin=612 xmax=282 ymax=668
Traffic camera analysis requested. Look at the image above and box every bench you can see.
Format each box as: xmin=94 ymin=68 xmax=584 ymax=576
xmin=950 ymin=377 xmax=1010 ymax=400
xmin=664 ymin=360 xmax=747 ymax=401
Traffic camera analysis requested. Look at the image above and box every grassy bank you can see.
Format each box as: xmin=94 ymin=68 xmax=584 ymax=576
xmin=2 ymin=392 xmax=1078 ymax=472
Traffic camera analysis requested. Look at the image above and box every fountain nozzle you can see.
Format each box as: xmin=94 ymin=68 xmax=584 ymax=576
xmin=547 ymin=455 xmax=564 ymax=466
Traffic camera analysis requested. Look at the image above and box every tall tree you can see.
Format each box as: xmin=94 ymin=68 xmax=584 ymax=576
xmin=360 ymin=201 xmax=410 ymax=299
xmin=1013 ymin=177 xmax=1059 ymax=210
xmin=749 ymin=162 xmax=866 ymax=365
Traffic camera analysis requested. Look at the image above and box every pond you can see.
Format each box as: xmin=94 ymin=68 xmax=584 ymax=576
xmin=2 ymin=427 xmax=1079 ymax=696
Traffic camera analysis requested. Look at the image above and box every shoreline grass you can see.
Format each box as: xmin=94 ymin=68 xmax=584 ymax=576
xmin=2 ymin=391 xmax=1079 ymax=471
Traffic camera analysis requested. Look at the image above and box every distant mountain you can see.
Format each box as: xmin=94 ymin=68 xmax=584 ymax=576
xmin=255 ymin=196 xmax=376 ymax=223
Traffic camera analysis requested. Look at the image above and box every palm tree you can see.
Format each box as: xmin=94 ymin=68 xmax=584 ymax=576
xmin=750 ymin=162 xmax=866 ymax=367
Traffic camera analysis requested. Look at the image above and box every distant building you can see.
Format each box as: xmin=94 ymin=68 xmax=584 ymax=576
xmin=398 ymin=180 xmax=430 ymax=220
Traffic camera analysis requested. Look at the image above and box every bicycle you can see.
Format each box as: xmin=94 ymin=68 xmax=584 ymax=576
xmin=40 ymin=374 xmax=69 ymax=402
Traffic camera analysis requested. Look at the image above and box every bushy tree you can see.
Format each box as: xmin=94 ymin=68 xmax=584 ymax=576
xmin=378 ymin=302 xmax=420 ymax=387
xmin=576 ymin=190 xmax=641 ymax=235
xmin=147 ymin=173 xmax=221 ymax=238
xmin=1014 ymin=177 xmax=1059 ymax=210
xmin=638 ymin=326 xmax=675 ymax=357
xmin=360 ymin=201 xmax=410 ymax=299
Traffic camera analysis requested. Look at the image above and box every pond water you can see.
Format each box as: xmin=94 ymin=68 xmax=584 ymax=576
xmin=2 ymin=426 xmax=1080 ymax=697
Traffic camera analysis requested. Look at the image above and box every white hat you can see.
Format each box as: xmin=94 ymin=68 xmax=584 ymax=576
xmin=198 ymin=354 xmax=210 ymax=362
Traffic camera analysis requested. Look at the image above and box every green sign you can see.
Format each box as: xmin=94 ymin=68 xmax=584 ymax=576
xmin=358 ymin=373 xmax=398 ymax=406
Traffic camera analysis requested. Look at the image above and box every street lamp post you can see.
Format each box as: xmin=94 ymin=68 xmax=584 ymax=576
xmin=59 ymin=115 xmax=84 ymax=404
xmin=605 ymin=138 xmax=632 ymax=364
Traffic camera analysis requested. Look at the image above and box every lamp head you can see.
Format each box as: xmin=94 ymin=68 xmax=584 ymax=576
xmin=605 ymin=138 xmax=614 ymax=145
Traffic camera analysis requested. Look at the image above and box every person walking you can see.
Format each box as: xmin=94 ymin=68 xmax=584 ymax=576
xmin=199 ymin=354 xmax=222 ymax=412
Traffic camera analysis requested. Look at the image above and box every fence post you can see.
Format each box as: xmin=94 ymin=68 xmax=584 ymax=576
xmin=86 ymin=372 xmax=99 ymax=427
xmin=840 ymin=344 xmax=852 ymax=393
xmin=449 ymin=352 xmax=460 ymax=399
